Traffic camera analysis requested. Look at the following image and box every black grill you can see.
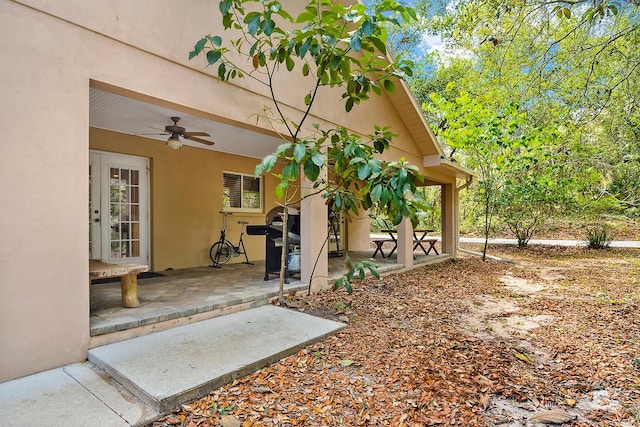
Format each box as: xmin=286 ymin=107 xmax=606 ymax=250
xmin=246 ymin=206 xmax=300 ymax=281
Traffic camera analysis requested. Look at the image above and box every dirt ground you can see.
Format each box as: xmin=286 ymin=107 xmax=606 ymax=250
xmin=154 ymin=246 xmax=640 ymax=426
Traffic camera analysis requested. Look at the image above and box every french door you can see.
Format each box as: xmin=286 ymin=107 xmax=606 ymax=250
xmin=89 ymin=151 xmax=149 ymax=265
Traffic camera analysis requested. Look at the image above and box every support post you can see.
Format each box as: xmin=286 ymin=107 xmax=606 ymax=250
xmin=396 ymin=217 xmax=414 ymax=268
xmin=441 ymin=183 xmax=457 ymax=256
xmin=300 ymin=171 xmax=329 ymax=292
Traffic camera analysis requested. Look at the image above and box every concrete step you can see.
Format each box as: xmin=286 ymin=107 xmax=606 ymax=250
xmin=88 ymin=305 xmax=345 ymax=414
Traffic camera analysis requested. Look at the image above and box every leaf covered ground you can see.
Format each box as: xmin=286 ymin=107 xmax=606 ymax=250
xmin=153 ymin=247 xmax=639 ymax=426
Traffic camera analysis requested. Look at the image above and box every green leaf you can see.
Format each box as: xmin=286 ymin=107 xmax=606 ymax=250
xmin=357 ymin=163 xmax=370 ymax=180
xmin=311 ymin=152 xmax=324 ymax=167
xmin=286 ymin=56 xmax=295 ymax=72
xmin=293 ymin=143 xmax=306 ymax=163
xmin=338 ymin=359 xmax=354 ymax=367
xmin=368 ymin=36 xmax=386 ymax=54
xmin=275 ymin=182 xmax=285 ymax=199
xmin=256 ymin=154 xmax=277 ymax=175
xmin=362 ymin=19 xmax=374 ymax=37
xmin=304 ymin=93 xmax=312 ymax=106
xmin=222 ymin=12 xmax=232 ymax=29
xmin=298 ymin=37 xmax=311 ymax=58
xmin=330 ymin=55 xmax=341 ymax=71
xmin=368 ymin=264 xmax=380 ymax=279
xmin=371 ymin=184 xmax=382 ymax=202
xmin=303 ymin=158 xmax=320 ymax=181
xmin=219 ymin=0 xmax=232 ymax=16
xmin=345 ymin=97 xmax=354 ymax=112
xmin=382 ymin=79 xmax=395 ymax=93
xmin=302 ymin=63 xmax=309 ymax=76
xmin=282 ymin=162 xmax=294 ymax=182
xmin=206 ymin=49 xmax=222 ymax=65
xmin=217 ymin=62 xmax=227 ymax=80
xmin=189 ymin=38 xmax=207 ymax=59
xmin=276 ymin=142 xmax=291 ymax=155
xmin=349 ymin=32 xmax=362 ymax=52
xmin=246 ymin=13 xmax=261 ymax=36
xmin=322 ymin=34 xmax=337 ymax=46
xmin=261 ymin=19 xmax=275 ymax=36
xmin=345 ymin=281 xmax=353 ymax=294
xmin=205 ymin=35 xmax=222 ymax=47
xmin=296 ymin=11 xmax=316 ymax=24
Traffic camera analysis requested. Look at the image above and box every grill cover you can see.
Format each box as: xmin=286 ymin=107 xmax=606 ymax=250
xmin=250 ymin=206 xmax=300 ymax=281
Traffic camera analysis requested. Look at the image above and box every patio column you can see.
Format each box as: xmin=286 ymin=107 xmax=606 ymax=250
xmin=346 ymin=207 xmax=371 ymax=252
xmin=441 ymin=183 xmax=457 ymax=256
xmin=300 ymin=171 xmax=329 ymax=292
xmin=396 ymin=217 xmax=414 ymax=267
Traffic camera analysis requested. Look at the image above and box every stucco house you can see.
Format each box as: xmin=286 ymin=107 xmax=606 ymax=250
xmin=0 ymin=0 xmax=473 ymax=383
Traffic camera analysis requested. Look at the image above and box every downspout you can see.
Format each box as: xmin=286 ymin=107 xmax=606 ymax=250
xmin=455 ymin=176 xmax=474 ymax=253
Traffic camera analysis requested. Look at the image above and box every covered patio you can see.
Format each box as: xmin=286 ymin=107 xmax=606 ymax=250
xmin=89 ymin=250 xmax=451 ymax=346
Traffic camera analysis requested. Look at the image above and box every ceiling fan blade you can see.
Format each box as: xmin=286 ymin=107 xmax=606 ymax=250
xmin=135 ymin=132 xmax=170 ymax=136
xmin=185 ymin=135 xmax=215 ymax=146
xmin=183 ymin=131 xmax=210 ymax=137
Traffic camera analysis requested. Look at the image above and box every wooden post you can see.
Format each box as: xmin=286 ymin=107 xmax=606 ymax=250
xmin=120 ymin=274 xmax=141 ymax=308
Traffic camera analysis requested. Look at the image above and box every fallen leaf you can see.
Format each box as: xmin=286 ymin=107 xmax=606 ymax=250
xmin=338 ymin=359 xmax=354 ymax=367
xmin=221 ymin=414 xmax=241 ymax=427
xmin=529 ymin=408 xmax=577 ymax=424
xmin=251 ymin=386 xmax=273 ymax=394
xmin=512 ymin=350 xmax=534 ymax=364
xmin=479 ymin=393 xmax=490 ymax=410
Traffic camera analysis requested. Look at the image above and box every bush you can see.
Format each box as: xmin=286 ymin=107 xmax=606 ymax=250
xmin=586 ymin=225 xmax=614 ymax=249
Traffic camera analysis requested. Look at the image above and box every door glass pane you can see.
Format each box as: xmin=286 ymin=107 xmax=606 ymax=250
xmin=108 ymin=165 xmax=142 ymax=260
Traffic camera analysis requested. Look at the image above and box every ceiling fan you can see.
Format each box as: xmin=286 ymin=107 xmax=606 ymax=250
xmin=144 ymin=116 xmax=214 ymax=149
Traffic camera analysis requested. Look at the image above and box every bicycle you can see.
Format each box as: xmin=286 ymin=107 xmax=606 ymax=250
xmin=209 ymin=211 xmax=253 ymax=267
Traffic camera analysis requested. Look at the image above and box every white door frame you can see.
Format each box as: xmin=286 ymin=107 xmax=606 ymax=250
xmin=89 ymin=150 xmax=150 ymax=266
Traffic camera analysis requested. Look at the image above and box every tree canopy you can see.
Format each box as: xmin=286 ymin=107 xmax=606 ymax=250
xmin=389 ymin=0 xmax=639 ymax=237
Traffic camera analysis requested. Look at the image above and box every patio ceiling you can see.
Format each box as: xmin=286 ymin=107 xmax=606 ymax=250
xmin=89 ymin=88 xmax=285 ymax=160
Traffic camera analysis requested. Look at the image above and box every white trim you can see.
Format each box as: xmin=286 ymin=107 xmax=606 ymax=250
xmin=90 ymin=150 xmax=151 ymax=266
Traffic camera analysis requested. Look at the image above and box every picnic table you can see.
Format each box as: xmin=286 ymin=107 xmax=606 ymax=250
xmin=372 ymin=229 xmax=439 ymax=258
xmin=89 ymin=259 xmax=148 ymax=308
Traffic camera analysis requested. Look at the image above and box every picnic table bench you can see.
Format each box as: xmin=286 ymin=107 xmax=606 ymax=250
xmin=372 ymin=238 xmax=395 ymax=258
xmin=89 ymin=259 xmax=148 ymax=308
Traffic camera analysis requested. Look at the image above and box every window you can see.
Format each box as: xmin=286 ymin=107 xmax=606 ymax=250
xmin=223 ymin=171 xmax=262 ymax=212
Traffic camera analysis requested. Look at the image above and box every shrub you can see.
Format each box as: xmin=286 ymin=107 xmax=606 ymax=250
xmin=586 ymin=225 xmax=613 ymax=249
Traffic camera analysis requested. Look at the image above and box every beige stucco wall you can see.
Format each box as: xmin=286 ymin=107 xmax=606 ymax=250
xmin=0 ymin=0 xmax=459 ymax=382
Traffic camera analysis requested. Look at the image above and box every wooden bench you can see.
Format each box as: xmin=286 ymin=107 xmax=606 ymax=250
xmin=372 ymin=239 xmax=395 ymax=258
xmin=89 ymin=260 xmax=148 ymax=308
xmin=414 ymin=237 xmax=439 ymax=255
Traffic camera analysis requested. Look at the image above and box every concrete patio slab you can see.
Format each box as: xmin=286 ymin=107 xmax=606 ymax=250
xmin=0 ymin=365 xmax=138 ymax=427
xmin=88 ymin=305 xmax=346 ymax=413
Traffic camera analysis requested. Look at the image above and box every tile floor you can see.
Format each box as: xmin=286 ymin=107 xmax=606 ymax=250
xmin=90 ymin=250 xmax=446 ymax=337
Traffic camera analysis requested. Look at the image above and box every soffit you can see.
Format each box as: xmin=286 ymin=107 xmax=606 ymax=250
xmin=89 ymin=87 xmax=285 ymax=159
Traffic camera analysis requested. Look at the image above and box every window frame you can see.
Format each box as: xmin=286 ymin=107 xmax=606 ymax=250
xmin=222 ymin=170 xmax=263 ymax=213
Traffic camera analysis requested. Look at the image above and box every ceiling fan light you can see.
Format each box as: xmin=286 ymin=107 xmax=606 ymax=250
xmin=167 ymin=135 xmax=182 ymax=150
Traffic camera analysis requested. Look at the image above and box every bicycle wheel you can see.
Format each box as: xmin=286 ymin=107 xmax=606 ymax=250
xmin=210 ymin=241 xmax=232 ymax=266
